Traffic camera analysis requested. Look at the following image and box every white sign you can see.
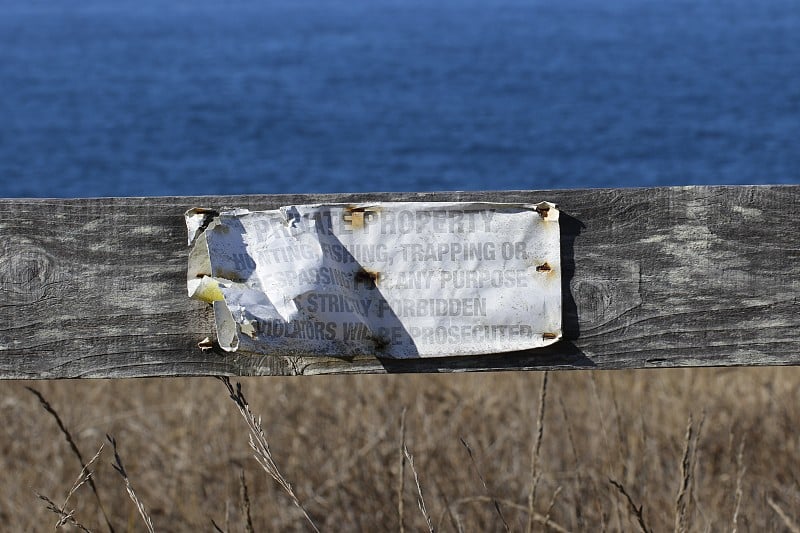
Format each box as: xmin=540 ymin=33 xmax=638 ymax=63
xmin=186 ymin=202 xmax=561 ymax=358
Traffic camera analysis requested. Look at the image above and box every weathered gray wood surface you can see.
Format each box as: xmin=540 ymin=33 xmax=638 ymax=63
xmin=0 ymin=185 xmax=797 ymax=379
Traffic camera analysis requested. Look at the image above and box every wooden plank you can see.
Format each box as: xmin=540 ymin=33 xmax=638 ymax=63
xmin=0 ymin=185 xmax=797 ymax=379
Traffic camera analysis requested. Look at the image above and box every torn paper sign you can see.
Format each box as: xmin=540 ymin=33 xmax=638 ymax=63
xmin=186 ymin=202 xmax=561 ymax=359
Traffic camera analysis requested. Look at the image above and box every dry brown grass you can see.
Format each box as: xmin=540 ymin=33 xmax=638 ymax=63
xmin=2 ymin=366 xmax=800 ymax=531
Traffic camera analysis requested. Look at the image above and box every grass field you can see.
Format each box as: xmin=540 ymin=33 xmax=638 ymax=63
xmin=2 ymin=367 xmax=799 ymax=531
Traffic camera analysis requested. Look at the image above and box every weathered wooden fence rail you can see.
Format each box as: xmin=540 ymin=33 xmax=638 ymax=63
xmin=0 ymin=185 xmax=797 ymax=379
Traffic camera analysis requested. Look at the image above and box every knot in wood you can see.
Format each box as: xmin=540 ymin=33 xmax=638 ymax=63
xmin=0 ymin=242 xmax=68 ymax=305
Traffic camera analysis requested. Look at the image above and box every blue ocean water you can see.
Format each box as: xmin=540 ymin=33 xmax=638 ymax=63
xmin=0 ymin=0 xmax=798 ymax=198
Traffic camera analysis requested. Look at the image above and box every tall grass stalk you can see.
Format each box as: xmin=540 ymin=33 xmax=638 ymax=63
xmin=767 ymin=497 xmax=800 ymax=533
xmin=731 ymin=438 xmax=745 ymax=533
xmin=460 ymin=437 xmax=509 ymax=531
xmin=675 ymin=412 xmax=704 ymax=533
xmin=239 ymin=469 xmax=254 ymax=533
xmin=404 ymin=445 xmax=434 ymax=533
xmin=218 ymin=377 xmax=319 ymax=533
xmin=526 ymin=371 xmax=548 ymax=533
xmin=107 ymin=435 xmax=155 ymax=533
xmin=36 ymin=444 xmax=104 ymax=533
xmin=398 ymin=406 xmax=407 ymax=533
xmin=27 ymin=387 xmax=115 ymax=533
xmin=609 ymin=479 xmax=651 ymax=533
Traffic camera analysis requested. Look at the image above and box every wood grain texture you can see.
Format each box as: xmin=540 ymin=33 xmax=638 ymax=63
xmin=0 ymin=185 xmax=797 ymax=379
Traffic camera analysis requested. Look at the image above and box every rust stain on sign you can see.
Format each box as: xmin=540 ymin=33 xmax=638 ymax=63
xmin=354 ymin=267 xmax=381 ymax=288
xmin=186 ymin=202 xmax=562 ymax=359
